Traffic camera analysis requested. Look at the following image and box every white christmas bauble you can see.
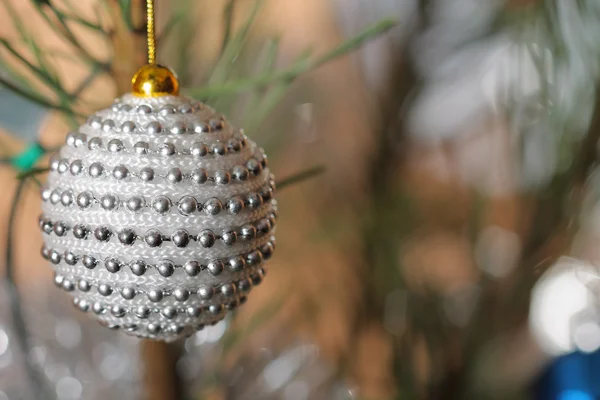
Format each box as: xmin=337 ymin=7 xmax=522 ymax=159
xmin=40 ymin=94 xmax=276 ymax=341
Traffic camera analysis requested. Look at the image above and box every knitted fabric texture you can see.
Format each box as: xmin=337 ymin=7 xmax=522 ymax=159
xmin=40 ymin=94 xmax=276 ymax=341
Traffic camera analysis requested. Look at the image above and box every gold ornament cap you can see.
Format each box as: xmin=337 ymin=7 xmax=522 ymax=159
xmin=132 ymin=64 xmax=180 ymax=97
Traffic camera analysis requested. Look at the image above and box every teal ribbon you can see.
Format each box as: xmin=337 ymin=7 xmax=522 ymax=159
xmin=11 ymin=142 xmax=45 ymax=171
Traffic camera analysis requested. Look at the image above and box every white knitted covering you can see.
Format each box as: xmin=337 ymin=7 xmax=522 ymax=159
xmin=40 ymin=94 xmax=276 ymax=341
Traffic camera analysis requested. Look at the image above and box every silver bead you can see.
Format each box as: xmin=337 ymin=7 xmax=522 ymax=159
xmin=159 ymin=142 xmax=176 ymax=156
xmin=111 ymin=305 xmax=126 ymax=318
xmin=161 ymin=307 xmax=177 ymax=319
xmin=192 ymin=122 xmax=208 ymax=133
xmin=135 ymin=306 xmax=150 ymax=319
xmin=50 ymin=155 xmax=60 ymax=170
xmin=118 ymin=228 xmax=136 ymax=245
xmin=186 ymin=307 xmax=202 ymax=317
xmin=226 ymin=197 xmax=244 ymax=214
xmin=111 ymin=103 xmax=120 ymax=112
xmin=152 ymin=195 xmax=171 ymax=214
xmin=98 ymin=283 xmax=113 ymax=296
xmin=183 ymin=261 xmax=201 ymax=276
xmin=130 ymin=260 xmax=147 ymax=276
xmin=70 ymin=160 xmax=83 ymax=175
xmin=214 ymin=170 xmax=231 ymax=184
xmin=229 ymin=256 xmax=245 ymax=272
xmin=100 ymin=194 xmax=118 ymax=211
xmin=64 ymin=252 xmax=77 ymax=265
xmin=211 ymin=142 xmax=227 ymax=156
xmin=41 ymin=188 xmax=51 ymax=201
xmin=60 ymin=191 xmax=74 ymax=206
xmin=113 ymin=165 xmax=128 ymax=180
xmin=108 ymin=139 xmax=124 ymax=153
xmin=256 ymin=219 xmax=271 ymax=235
xmin=92 ymin=302 xmax=105 ymax=314
xmin=102 ymin=119 xmax=116 ymax=132
xmin=208 ymin=304 xmax=223 ymax=315
xmin=136 ymin=104 xmax=152 ymax=114
xmin=140 ymin=167 xmax=155 ymax=181
xmin=62 ymin=279 xmax=75 ymax=292
xmin=210 ymin=119 xmax=224 ymax=131
xmin=82 ymin=255 xmax=97 ymax=269
xmin=57 ymin=159 xmax=69 ymax=173
xmin=73 ymin=224 xmax=88 ymax=239
xmin=198 ymin=230 xmax=215 ymax=248
xmin=251 ymin=270 xmax=265 ymax=285
xmin=170 ymin=325 xmax=184 ymax=335
xmin=121 ymin=121 xmax=136 ymax=133
xmin=124 ymin=324 xmax=138 ymax=333
xmin=261 ymin=242 xmax=274 ymax=260
xmin=221 ymin=231 xmax=237 ymax=246
xmin=207 ymin=260 xmax=224 ymax=276
xmin=228 ymin=138 xmax=241 ymax=151
xmin=240 ymin=224 xmax=257 ymax=241
xmin=166 ymin=168 xmax=182 ymax=183
xmin=42 ymin=220 xmax=53 ymax=234
xmin=159 ymin=105 xmax=175 ymax=115
xmin=134 ymin=141 xmax=149 ymax=155
xmin=190 ymin=142 xmax=208 ymax=157
xmin=191 ymin=168 xmax=208 ymax=184
xmin=157 ymin=260 xmax=174 ymax=277
xmin=66 ymin=132 xmax=76 ymax=146
xmin=121 ymin=287 xmax=136 ymax=300
xmin=247 ymin=250 xmax=263 ymax=265
xmin=203 ymin=198 xmax=222 ymax=215
xmin=237 ymin=278 xmax=252 ymax=293
xmin=146 ymin=121 xmax=162 ymax=134
xmin=53 ymin=221 xmax=67 ymax=236
xmin=53 ymin=274 xmax=64 ymax=287
xmin=144 ymin=229 xmax=163 ymax=247
xmin=105 ymin=258 xmax=120 ymax=273
xmin=178 ymin=104 xmax=193 ymax=114
xmin=177 ymin=196 xmax=197 ymax=215
xmin=89 ymin=116 xmax=102 ymax=129
xmin=148 ymin=289 xmax=163 ymax=302
xmin=147 ymin=323 xmax=161 ymax=334
xmin=126 ymin=196 xmax=144 ymax=212
xmin=170 ymin=121 xmax=186 ymax=134
xmin=89 ymin=162 xmax=104 ymax=178
xmin=232 ymin=165 xmax=249 ymax=181
xmin=78 ymin=300 xmax=90 ymax=312
xmin=50 ymin=190 xmax=61 ymax=204
xmin=259 ymin=186 xmax=274 ymax=201
xmin=220 ymin=283 xmax=236 ymax=297
xmin=75 ymin=134 xmax=87 ymax=147
xmin=173 ymin=288 xmax=190 ymax=302
xmin=120 ymin=104 xmax=132 ymax=112
xmin=76 ymin=191 xmax=93 ymax=208
xmin=88 ymin=137 xmax=102 ymax=150
xmin=247 ymin=193 xmax=263 ymax=209
xmin=50 ymin=251 xmax=62 ymax=264
xmin=94 ymin=226 xmax=111 ymax=242
xmin=198 ymin=286 xmax=214 ymax=300
xmin=246 ymin=158 xmax=262 ymax=175
xmin=171 ymin=229 xmax=190 ymax=248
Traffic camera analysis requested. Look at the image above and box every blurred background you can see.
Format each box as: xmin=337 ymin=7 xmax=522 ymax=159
xmin=1 ymin=0 xmax=600 ymax=399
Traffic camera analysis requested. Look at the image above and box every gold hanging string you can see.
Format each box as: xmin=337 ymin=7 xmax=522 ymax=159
xmin=146 ymin=0 xmax=157 ymax=65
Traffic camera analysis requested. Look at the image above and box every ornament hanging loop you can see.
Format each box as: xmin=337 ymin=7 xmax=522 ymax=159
xmin=132 ymin=0 xmax=180 ymax=97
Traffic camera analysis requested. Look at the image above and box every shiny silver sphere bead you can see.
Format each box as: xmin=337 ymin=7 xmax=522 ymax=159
xmin=136 ymin=104 xmax=152 ymax=114
xmin=88 ymin=137 xmax=102 ymax=150
xmin=207 ymin=260 xmax=224 ymax=276
xmin=198 ymin=230 xmax=216 ymax=248
xmin=159 ymin=142 xmax=176 ymax=156
xmin=135 ymin=306 xmax=150 ymax=319
xmin=62 ymin=279 xmax=75 ymax=292
xmin=73 ymin=224 xmax=88 ymax=239
xmin=226 ymin=197 xmax=244 ymax=214
xmin=105 ymin=258 xmax=120 ymax=273
xmin=146 ymin=121 xmax=162 ymax=134
xmin=208 ymin=304 xmax=223 ymax=315
xmin=126 ymin=196 xmax=145 ymax=212
xmin=247 ymin=193 xmax=262 ymax=209
xmin=203 ymin=198 xmax=222 ymax=215
xmin=64 ymin=252 xmax=77 ymax=265
xmin=113 ymin=165 xmax=129 ymax=180
xmin=53 ymin=274 xmax=64 ymax=287
xmin=134 ymin=141 xmax=149 ymax=155
xmin=190 ymin=141 xmax=208 ymax=158
xmin=130 ymin=260 xmax=147 ymax=276
xmin=147 ymin=324 xmax=161 ymax=335
xmin=161 ymin=307 xmax=177 ymax=319
xmin=171 ymin=229 xmax=190 ymax=248
xmin=214 ymin=170 xmax=231 ymax=185
xmin=191 ymin=168 xmax=208 ymax=184
xmin=53 ymin=222 xmax=67 ymax=237
xmin=100 ymin=194 xmax=118 ymax=211
xmin=98 ymin=283 xmax=113 ymax=296
xmin=76 ymin=191 xmax=93 ymax=209
xmin=232 ymin=165 xmax=249 ymax=181
xmin=94 ymin=226 xmax=111 ymax=242
xmin=170 ymin=121 xmax=186 ymax=135
xmin=198 ymin=286 xmax=214 ymax=300
xmin=82 ymin=255 xmax=97 ymax=269
xmin=247 ymin=250 xmax=263 ymax=265
xmin=140 ymin=167 xmax=155 ymax=181
xmin=50 ymin=250 xmax=62 ymax=264
xmin=107 ymin=139 xmax=124 ymax=153
xmin=78 ymin=279 xmax=91 ymax=292
xmin=211 ymin=142 xmax=227 ymax=156
xmin=166 ymin=168 xmax=182 ymax=183
xmin=192 ymin=122 xmax=208 ymax=133
xmin=70 ymin=160 xmax=83 ymax=175
xmin=173 ymin=288 xmax=190 ymax=302
xmin=237 ymin=278 xmax=252 ymax=293
xmin=183 ymin=260 xmax=201 ymax=276
xmin=121 ymin=121 xmax=136 ymax=133
xmin=60 ymin=191 xmax=74 ymax=206
xmin=159 ymin=105 xmax=175 ymax=115
xmin=220 ymin=283 xmax=236 ymax=297
xmin=111 ymin=305 xmax=126 ymax=318
xmin=178 ymin=196 xmax=197 ymax=215
xmin=118 ymin=229 xmax=136 ymax=245
xmin=121 ymin=287 xmax=136 ymax=300
xmin=186 ymin=307 xmax=202 ymax=318
xmin=92 ymin=302 xmax=105 ymax=315
xmin=152 ymin=196 xmax=171 ymax=214
xmin=50 ymin=189 xmax=61 ymax=204
xmin=102 ymin=119 xmax=116 ymax=132
xmin=157 ymin=260 xmax=175 ymax=277
xmin=147 ymin=289 xmax=164 ymax=303
xmin=240 ymin=224 xmax=257 ymax=241
xmin=247 ymin=158 xmax=262 ymax=175
xmin=57 ymin=159 xmax=70 ymax=173
xmin=89 ymin=162 xmax=104 ymax=178
xmin=229 ymin=256 xmax=245 ymax=272
xmin=221 ymin=231 xmax=237 ymax=246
